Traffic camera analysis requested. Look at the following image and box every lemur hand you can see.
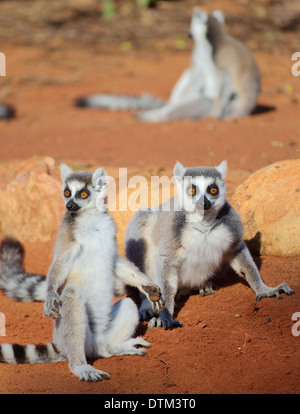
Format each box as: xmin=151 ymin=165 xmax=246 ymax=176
xmin=44 ymin=291 xmax=61 ymax=319
xmin=142 ymin=284 xmax=165 ymax=313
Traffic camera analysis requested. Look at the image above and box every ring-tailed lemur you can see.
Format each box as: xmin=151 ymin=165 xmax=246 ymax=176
xmin=75 ymin=7 xmax=260 ymax=122
xmin=0 ymin=207 xmax=162 ymax=304
xmin=125 ymin=161 xmax=294 ymax=328
xmin=0 ymin=164 xmax=163 ymax=381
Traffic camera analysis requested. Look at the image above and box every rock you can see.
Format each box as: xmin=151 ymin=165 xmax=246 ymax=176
xmin=0 ymin=156 xmax=64 ymax=243
xmin=230 ymin=159 xmax=300 ymax=257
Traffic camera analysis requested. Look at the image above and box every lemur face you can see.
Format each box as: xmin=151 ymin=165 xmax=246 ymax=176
xmin=189 ymin=7 xmax=224 ymax=42
xmin=63 ymin=178 xmax=92 ymax=212
xmin=189 ymin=7 xmax=209 ymax=41
xmin=60 ymin=164 xmax=108 ymax=213
xmin=174 ymin=160 xmax=227 ymax=217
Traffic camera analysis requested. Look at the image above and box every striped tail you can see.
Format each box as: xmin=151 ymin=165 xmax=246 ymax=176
xmin=0 ymin=342 xmax=65 ymax=364
xmin=0 ymin=238 xmax=47 ymax=302
xmin=75 ymin=94 xmax=165 ymax=110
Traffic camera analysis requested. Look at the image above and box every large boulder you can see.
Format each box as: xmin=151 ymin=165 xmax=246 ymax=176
xmin=0 ymin=156 xmax=64 ymax=243
xmin=230 ymin=159 xmax=300 ymax=257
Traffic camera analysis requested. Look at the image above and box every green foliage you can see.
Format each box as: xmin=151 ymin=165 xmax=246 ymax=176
xmin=102 ymin=0 xmax=160 ymax=20
xmin=137 ymin=0 xmax=159 ymax=7
xmin=102 ymin=0 xmax=117 ymax=21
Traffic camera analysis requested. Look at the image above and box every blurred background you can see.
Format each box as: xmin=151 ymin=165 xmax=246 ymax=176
xmin=0 ymin=0 xmax=299 ymax=177
xmin=0 ymin=0 xmax=299 ymax=168
xmin=0 ymin=0 xmax=299 ymax=53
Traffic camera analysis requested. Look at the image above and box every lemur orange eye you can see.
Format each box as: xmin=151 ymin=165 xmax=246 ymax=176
xmin=80 ymin=191 xmax=88 ymax=199
xmin=209 ymin=186 xmax=218 ymax=195
xmin=64 ymin=189 xmax=70 ymax=197
xmin=187 ymin=186 xmax=196 ymax=196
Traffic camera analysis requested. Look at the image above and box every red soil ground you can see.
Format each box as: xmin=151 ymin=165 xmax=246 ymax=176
xmin=0 ymin=3 xmax=299 ymax=394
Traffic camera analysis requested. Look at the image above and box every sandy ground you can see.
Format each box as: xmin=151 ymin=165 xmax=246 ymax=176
xmin=0 ymin=3 xmax=299 ymax=394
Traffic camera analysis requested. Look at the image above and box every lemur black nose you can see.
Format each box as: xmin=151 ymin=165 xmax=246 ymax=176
xmin=66 ymin=200 xmax=80 ymax=211
xmin=203 ymin=196 xmax=212 ymax=211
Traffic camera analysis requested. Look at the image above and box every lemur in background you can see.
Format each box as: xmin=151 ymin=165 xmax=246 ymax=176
xmin=0 ymin=164 xmax=163 ymax=382
xmin=125 ymin=161 xmax=294 ymax=328
xmin=75 ymin=8 xmax=260 ymax=122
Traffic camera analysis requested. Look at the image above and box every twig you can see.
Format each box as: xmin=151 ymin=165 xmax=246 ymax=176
xmin=243 ymin=333 xmax=250 ymax=347
xmin=156 ymin=356 xmax=176 ymax=387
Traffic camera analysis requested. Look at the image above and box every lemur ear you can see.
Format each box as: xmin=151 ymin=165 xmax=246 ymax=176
xmin=174 ymin=161 xmax=186 ymax=181
xmin=216 ymin=160 xmax=227 ymax=179
xmin=194 ymin=7 xmax=207 ymax=23
xmin=60 ymin=163 xmax=73 ymax=182
xmin=92 ymin=167 xmax=108 ymax=192
xmin=212 ymin=10 xmax=224 ymax=24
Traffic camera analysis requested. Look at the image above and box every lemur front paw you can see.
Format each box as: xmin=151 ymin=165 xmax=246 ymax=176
xmin=44 ymin=291 xmax=61 ymax=319
xmin=148 ymin=308 xmax=183 ymax=329
xmin=142 ymin=284 xmax=165 ymax=313
xmin=256 ymin=283 xmax=295 ymax=301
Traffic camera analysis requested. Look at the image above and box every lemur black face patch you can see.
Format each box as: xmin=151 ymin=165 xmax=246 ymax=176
xmin=207 ymin=184 xmax=219 ymax=196
xmin=75 ymin=188 xmax=90 ymax=199
xmin=64 ymin=188 xmax=71 ymax=198
xmin=186 ymin=184 xmax=198 ymax=196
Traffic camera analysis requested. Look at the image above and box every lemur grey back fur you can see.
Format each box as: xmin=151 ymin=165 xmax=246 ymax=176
xmin=0 ymin=164 xmax=162 ymax=382
xmin=125 ymin=161 xmax=294 ymax=328
xmin=75 ymin=7 xmax=260 ymax=122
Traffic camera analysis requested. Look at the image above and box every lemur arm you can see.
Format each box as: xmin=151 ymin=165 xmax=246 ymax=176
xmin=230 ymin=244 xmax=294 ymax=300
xmin=44 ymin=243 xmax=80 ymax=319
xmin=114 ymin=254 xmax=164 ymax=313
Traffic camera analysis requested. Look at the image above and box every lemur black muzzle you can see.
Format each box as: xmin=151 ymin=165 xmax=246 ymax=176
xmin=66 ymin=199 xmax=80 ymax=211
xmin=196 ymin=195 xmax=212 ymax=212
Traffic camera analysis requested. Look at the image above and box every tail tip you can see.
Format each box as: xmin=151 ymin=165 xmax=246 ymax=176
xmin=0 ymin=104 xmax=16 ymax=120
xmin=0 ymin=237 xmax=24 ymax=264
xmin=74 ymin=97 xmax=88 ymax=108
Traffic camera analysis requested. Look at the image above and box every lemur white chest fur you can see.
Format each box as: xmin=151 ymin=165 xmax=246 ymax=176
xmin=178 ymin=220 xmax=233 ymax=289
xmin=67 ymin=211 xmax=116 ymax=294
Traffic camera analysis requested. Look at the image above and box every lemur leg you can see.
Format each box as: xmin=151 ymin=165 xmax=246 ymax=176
xmin=148 ymin=258 xmax=183 ymax=329
xmin=230 ymin=246 xmax=294 ymax=301
xmin=135 ymin=96 xmax=213 ymax=123
xmin=199 ymin=280 xmax=219 ymax=297
xmin=139 ymin=293 xmax=155 ymax=321
xmin=169 ymin=68 xmax=193 ymax=104
xmin=55 ymin=286 xmax=110 ymax=382
xmin=103 ymin=298 xmax=151 ymax=357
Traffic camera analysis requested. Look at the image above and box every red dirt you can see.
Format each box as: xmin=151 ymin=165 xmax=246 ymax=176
xmin=0 ymin=5 xmax=300 ymax=394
